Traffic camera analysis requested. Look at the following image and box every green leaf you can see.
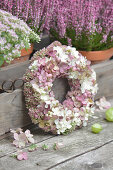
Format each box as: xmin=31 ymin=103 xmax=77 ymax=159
xmin=0 ymin=54 xmax=4 ymax=67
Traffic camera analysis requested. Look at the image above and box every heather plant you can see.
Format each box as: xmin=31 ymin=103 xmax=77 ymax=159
xmin=0 ymin=0 xmax=55 ymax=33
xmin=0 ymin=9 xmax=40 ymax=67
xmin=49 ymin=0 xmax=113 ymax=51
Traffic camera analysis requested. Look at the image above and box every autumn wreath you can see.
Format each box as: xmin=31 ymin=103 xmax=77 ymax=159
xmin=24 ymin=41 xmax=98 ymax=134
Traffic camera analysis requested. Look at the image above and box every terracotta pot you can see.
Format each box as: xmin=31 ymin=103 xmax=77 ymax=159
xmin=21 ymin=44 xmax=34 ymax=57
xmin=79 ymin=47 xmax=113 ymax=62
xmin=2 ymin=44 xmax=33 ymax=67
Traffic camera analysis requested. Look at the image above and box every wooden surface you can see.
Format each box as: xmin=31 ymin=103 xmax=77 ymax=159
xmin=0 ymin=89 xmax=31 ymax=135
xmin=0 ymin=98 xmax=113 ymax=170
xmin=0 ymin=59 xmax=113 ymax=135
xmin=92 ymin=60 xmax=113 ymax=99
xmin=0 ymin=60 xmax=29 ymax=85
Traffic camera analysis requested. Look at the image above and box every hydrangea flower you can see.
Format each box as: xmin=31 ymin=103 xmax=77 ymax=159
xmin=11 ymin=150 xmax=28 ymax=161
xmin=95 ymin=97 xmax=111 ymax=111
xmin=24 ymin=41 xmax=98 ymax=135
xmin=10 ymin=128 xmax=35 ymax=148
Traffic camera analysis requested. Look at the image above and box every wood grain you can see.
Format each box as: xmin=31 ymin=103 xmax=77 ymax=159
xmin=0 ymin=60 xmax=30 ymax=86
xmin=93 ymin=60 xmax=113 ymax=99
xmin=0 ymin=89 xmax=31 ymax=135
xmin=52 ymin=142 xmax=113 ymax=170
xmin=0 ymin=98 xmax=113 ymax=170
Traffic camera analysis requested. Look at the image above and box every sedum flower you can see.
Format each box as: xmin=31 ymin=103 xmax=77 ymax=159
xmin=0 ymin=9 xmax=40 ymax=67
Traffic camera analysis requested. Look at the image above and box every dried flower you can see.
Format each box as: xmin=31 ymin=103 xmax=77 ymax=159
xmin=10 ymin=128 xmax=35 ymax=148
xmin=11 ymin=150 xmax=28 ymax=161
xmin=95 ymin=97 xmax=111 ymax=111
xmin=24 ymin=42 xmax=97 ymax=135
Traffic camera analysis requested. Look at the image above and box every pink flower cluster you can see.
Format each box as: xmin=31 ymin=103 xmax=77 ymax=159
xmin=0 ymin=0 xmax=55 ymax=32
xmin=50 ymin=0 xmax=113 ymax=38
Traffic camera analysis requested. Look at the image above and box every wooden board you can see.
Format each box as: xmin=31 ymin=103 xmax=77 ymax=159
xmin=0 ymin=89 xmax=31 ymax=135
xmin=0 ymin=60 xmax=29 ymax=85
xmin=52 ymin=142 xmax=113 ymax=170
xmin=92 ymin=60 xmax=113 ymax=99
xmin=0 ymin=98 xmax=113 ymax=170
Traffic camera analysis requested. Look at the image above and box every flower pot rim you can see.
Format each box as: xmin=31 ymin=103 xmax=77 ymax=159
xmin=79 ymin=47 xmax=113 ymax=53
xmin=2 ymin=44 xmax=33 ymax=67
xmin=79 ymin=47 xmax=113 ymax=62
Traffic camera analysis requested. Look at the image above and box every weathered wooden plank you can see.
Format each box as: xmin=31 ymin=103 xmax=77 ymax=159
xmin=92 ymin=60 xmax=113 ymax=100
xmin=0 ymin=127 xmax=54 ymax=158
xmin=52 ymin=142 xmax=113 ymax=170
xmin=0 ymin=60 xmax=30 ymax=85
xmin=0 ymin=99 xmax=113 ymax=170
xmin=0 ymin=89 xmax=31 ymax=135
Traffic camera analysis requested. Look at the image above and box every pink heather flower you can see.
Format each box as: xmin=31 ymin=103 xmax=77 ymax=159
xmin=48 ymin=0 xmax=112 ymax=50
xmin=67 ymin=38 xmax=72 ymax=46
xmin=0 ymin=0 xmax=55 ymax=33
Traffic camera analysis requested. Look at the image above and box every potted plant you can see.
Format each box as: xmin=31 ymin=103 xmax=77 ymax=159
xmin=49 ymin=0 xmax=113 ymax=62
xmin=0 ymin=0 xmax=54 ymax=34
xmin=0 ymin=9 xmax=40 ymax=67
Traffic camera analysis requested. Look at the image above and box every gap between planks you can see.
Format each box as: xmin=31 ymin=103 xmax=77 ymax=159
xmin=47 ymin=139 xmax=113 ymax=170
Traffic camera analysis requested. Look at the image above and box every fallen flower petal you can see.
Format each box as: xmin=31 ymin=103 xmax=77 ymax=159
xmin=17 ymin=153 xmax=28 ymax=160
xmin=11 ymin=150 xmax=28 ymax=161
xmin=53 ymin=142 xmax=64 ymax=150
xmin=95 ymin=97 xmax=111 ymax=110
xmin=14 ymin=133 xmax=19 ymax=140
